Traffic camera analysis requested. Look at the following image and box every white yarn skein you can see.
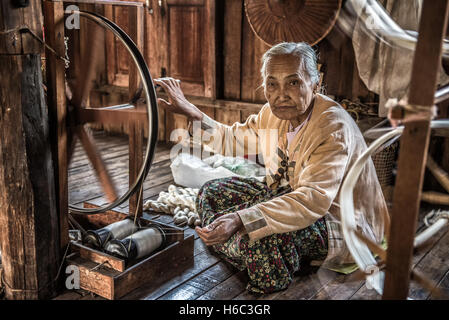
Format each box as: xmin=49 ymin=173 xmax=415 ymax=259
xmin=143 ymin=185 xmax=200 ymax=227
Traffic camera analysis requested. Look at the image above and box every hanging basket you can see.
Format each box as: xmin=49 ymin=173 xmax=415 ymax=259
xmin=244 ymin=0 xmax=342 ymax=46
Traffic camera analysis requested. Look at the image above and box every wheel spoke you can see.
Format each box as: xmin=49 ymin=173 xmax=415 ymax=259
xmin=67 ymin=130 xmax=77 ymax=166
xmin=75 ymin=125 xmax=118 ymax=203
xmin=72 ymin=20 xmax=104 ymax=109
xmin=411 ymin=269 xmax=449 ymax=299
xmin=426 ymin=155 xmax=449 ymax=193
xmin=65 ymin=80 xmax=77 ymax=165
xmin=353 ymin=229 xmax=387 ymax=261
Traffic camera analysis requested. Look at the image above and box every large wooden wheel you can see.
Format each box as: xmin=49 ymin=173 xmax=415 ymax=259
xmin=339 ymin=119 xmax=449 ymax=298
xmin=333 ymin=0 xmax=449 ymax=300
xmin=60 ymin=9 xmax=158 ymax=215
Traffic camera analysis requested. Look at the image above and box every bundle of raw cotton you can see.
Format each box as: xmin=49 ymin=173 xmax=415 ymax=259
xmin=172 ymin=207 xmax=202 ymax=227
xmin=143 ymin=185 xmax=201 ymax=227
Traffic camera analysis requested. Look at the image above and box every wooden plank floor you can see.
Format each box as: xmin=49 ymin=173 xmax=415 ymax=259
xmin=56 ymin=130 xmax=449 ymax=300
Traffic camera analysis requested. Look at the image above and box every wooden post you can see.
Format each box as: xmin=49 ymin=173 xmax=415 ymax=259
xmin=128 ymin=5 xmax=145 ymax=217
xmin=383 ymin=0 xmax=449 ymax=300
xmin=223 ymin=0 xmax=243 ymax=101
xmin=204 ymin=0 xmax=217 ymax=99
xmin=0 ymin=0 xmax=60 ymax=299
xmin=104 ymin=4 xmax=117 ymax=85
xmin=147 ymin=0 xmax=168 ymax=141
xmin=43 ymin=0 xmax=69 ymax=252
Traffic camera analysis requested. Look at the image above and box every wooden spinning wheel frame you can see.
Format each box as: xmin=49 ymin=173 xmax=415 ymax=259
xmin=43 ymin=0 xmax=158 ymax=233
xmin=63 ymin=10 xmax=158 ymax=214
xmin=339 ymin=0 xmax=449 ymax=300
xmin=340 ymin=120 xmax=449 ymax=299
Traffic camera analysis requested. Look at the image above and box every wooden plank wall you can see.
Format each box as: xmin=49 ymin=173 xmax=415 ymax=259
xmin=0 ymin=0 xmax=61 ymax=299
xmin=79 ymin=0 xmax=374 ymax=142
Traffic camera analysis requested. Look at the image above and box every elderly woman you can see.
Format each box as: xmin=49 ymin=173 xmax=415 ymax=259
xmin=154 ymin=42 xmax=389 ymax=294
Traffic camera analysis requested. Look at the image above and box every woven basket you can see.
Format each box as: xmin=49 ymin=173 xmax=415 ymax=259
xmin=244 ymin=0 xmax=342 ymax=46
xmin=370 ymin=140 xmax=399 ymax=187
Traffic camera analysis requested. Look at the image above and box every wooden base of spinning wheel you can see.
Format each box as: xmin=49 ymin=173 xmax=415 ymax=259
xmin=67 ymin=202 xmax=194 ymax=300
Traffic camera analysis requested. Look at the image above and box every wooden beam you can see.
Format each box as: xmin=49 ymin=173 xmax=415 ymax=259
xmin=426 ymin=155 xmax=449 ymax=193
xmin=223 ymin=0 xmax=243 ymax=100
xmin=157 ymin=91 xmax=264 ymax=113
xmin=70 ymin=242 xmax=126 ymax=272
xmin=0 ymin=0 xmax=60 ymax=299
xmin=204 ymin=0 xmax=216 ymax=98
xmin=0 ymin=0 xmax=43 ymax=55
xmin=146 ymin=0 xmax=165 ymax=141
xmin=167 ymin=0 xmax=205 ymax=5
xmin=128 ymin=5 xmax=145 ymax=217
xmin=77 ymin=107 xmax=147 ymax=125
xmin=96 ymin=86 xmax=265 ymax=114
xmin=46 ymin=0 xmax=144 ymax=7
xmin=421 ymin=191 xmax=449 ymax=205
xmin=104 ymin=5 xmax=117 ymax=85
xmin=383 ymin=0 xmax=449 ymax=300
xmin=240 ymin=10 xmax=270 ymax=103
xmin=43 ymin=0 xmax=70 ymax=253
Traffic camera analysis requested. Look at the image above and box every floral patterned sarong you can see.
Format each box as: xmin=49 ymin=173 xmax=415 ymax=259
xmin=196 ymin=176 xmax=328 ymax=294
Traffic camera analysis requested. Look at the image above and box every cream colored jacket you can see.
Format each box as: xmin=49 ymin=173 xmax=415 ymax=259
xmin=196 ymin=93 xmax=389 ymax=267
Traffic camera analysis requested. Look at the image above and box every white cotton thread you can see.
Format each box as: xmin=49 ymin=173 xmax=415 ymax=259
xmin=143 ymin=185 xmax=201 ymax=227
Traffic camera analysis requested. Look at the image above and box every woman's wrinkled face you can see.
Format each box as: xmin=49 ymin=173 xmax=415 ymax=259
xmin=263 ymin=55 xmax=316 ymax=124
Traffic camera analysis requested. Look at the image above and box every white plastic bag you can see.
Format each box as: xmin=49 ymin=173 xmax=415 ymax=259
xmin=170 ymin=153 xmax=265 ymax=188
xmin=170 ymin=153 xmax=237 ymax=188
xmin=203 ymin=154 xmax=264 ymax=177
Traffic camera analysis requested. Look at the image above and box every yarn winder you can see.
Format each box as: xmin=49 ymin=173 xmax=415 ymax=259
xmin=42 ymin=0 xmax=194 ymax=299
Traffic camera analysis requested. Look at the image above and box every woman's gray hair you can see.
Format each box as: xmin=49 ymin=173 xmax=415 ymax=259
xmin=260 ymin=42 xmax=320 ymax=87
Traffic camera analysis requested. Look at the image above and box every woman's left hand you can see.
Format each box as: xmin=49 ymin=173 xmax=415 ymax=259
xmin=195 ymin=213 xmax=243 ymax=246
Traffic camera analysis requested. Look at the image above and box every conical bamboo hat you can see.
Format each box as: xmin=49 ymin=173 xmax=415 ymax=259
xmin=244 ymin=0 xmax=342 ymax=46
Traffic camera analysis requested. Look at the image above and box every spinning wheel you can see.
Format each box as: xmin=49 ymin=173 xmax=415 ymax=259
xmin=340 ymin=120 xmax=449 ymax=298
xmin=338 ymin=0 xmax=449 ymax=299
xmin=48 ymin=7 xmax=159 ymax=215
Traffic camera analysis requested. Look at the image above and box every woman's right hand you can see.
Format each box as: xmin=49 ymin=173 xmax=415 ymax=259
xmin=154 ymin=77 xmax=203 ymax=121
